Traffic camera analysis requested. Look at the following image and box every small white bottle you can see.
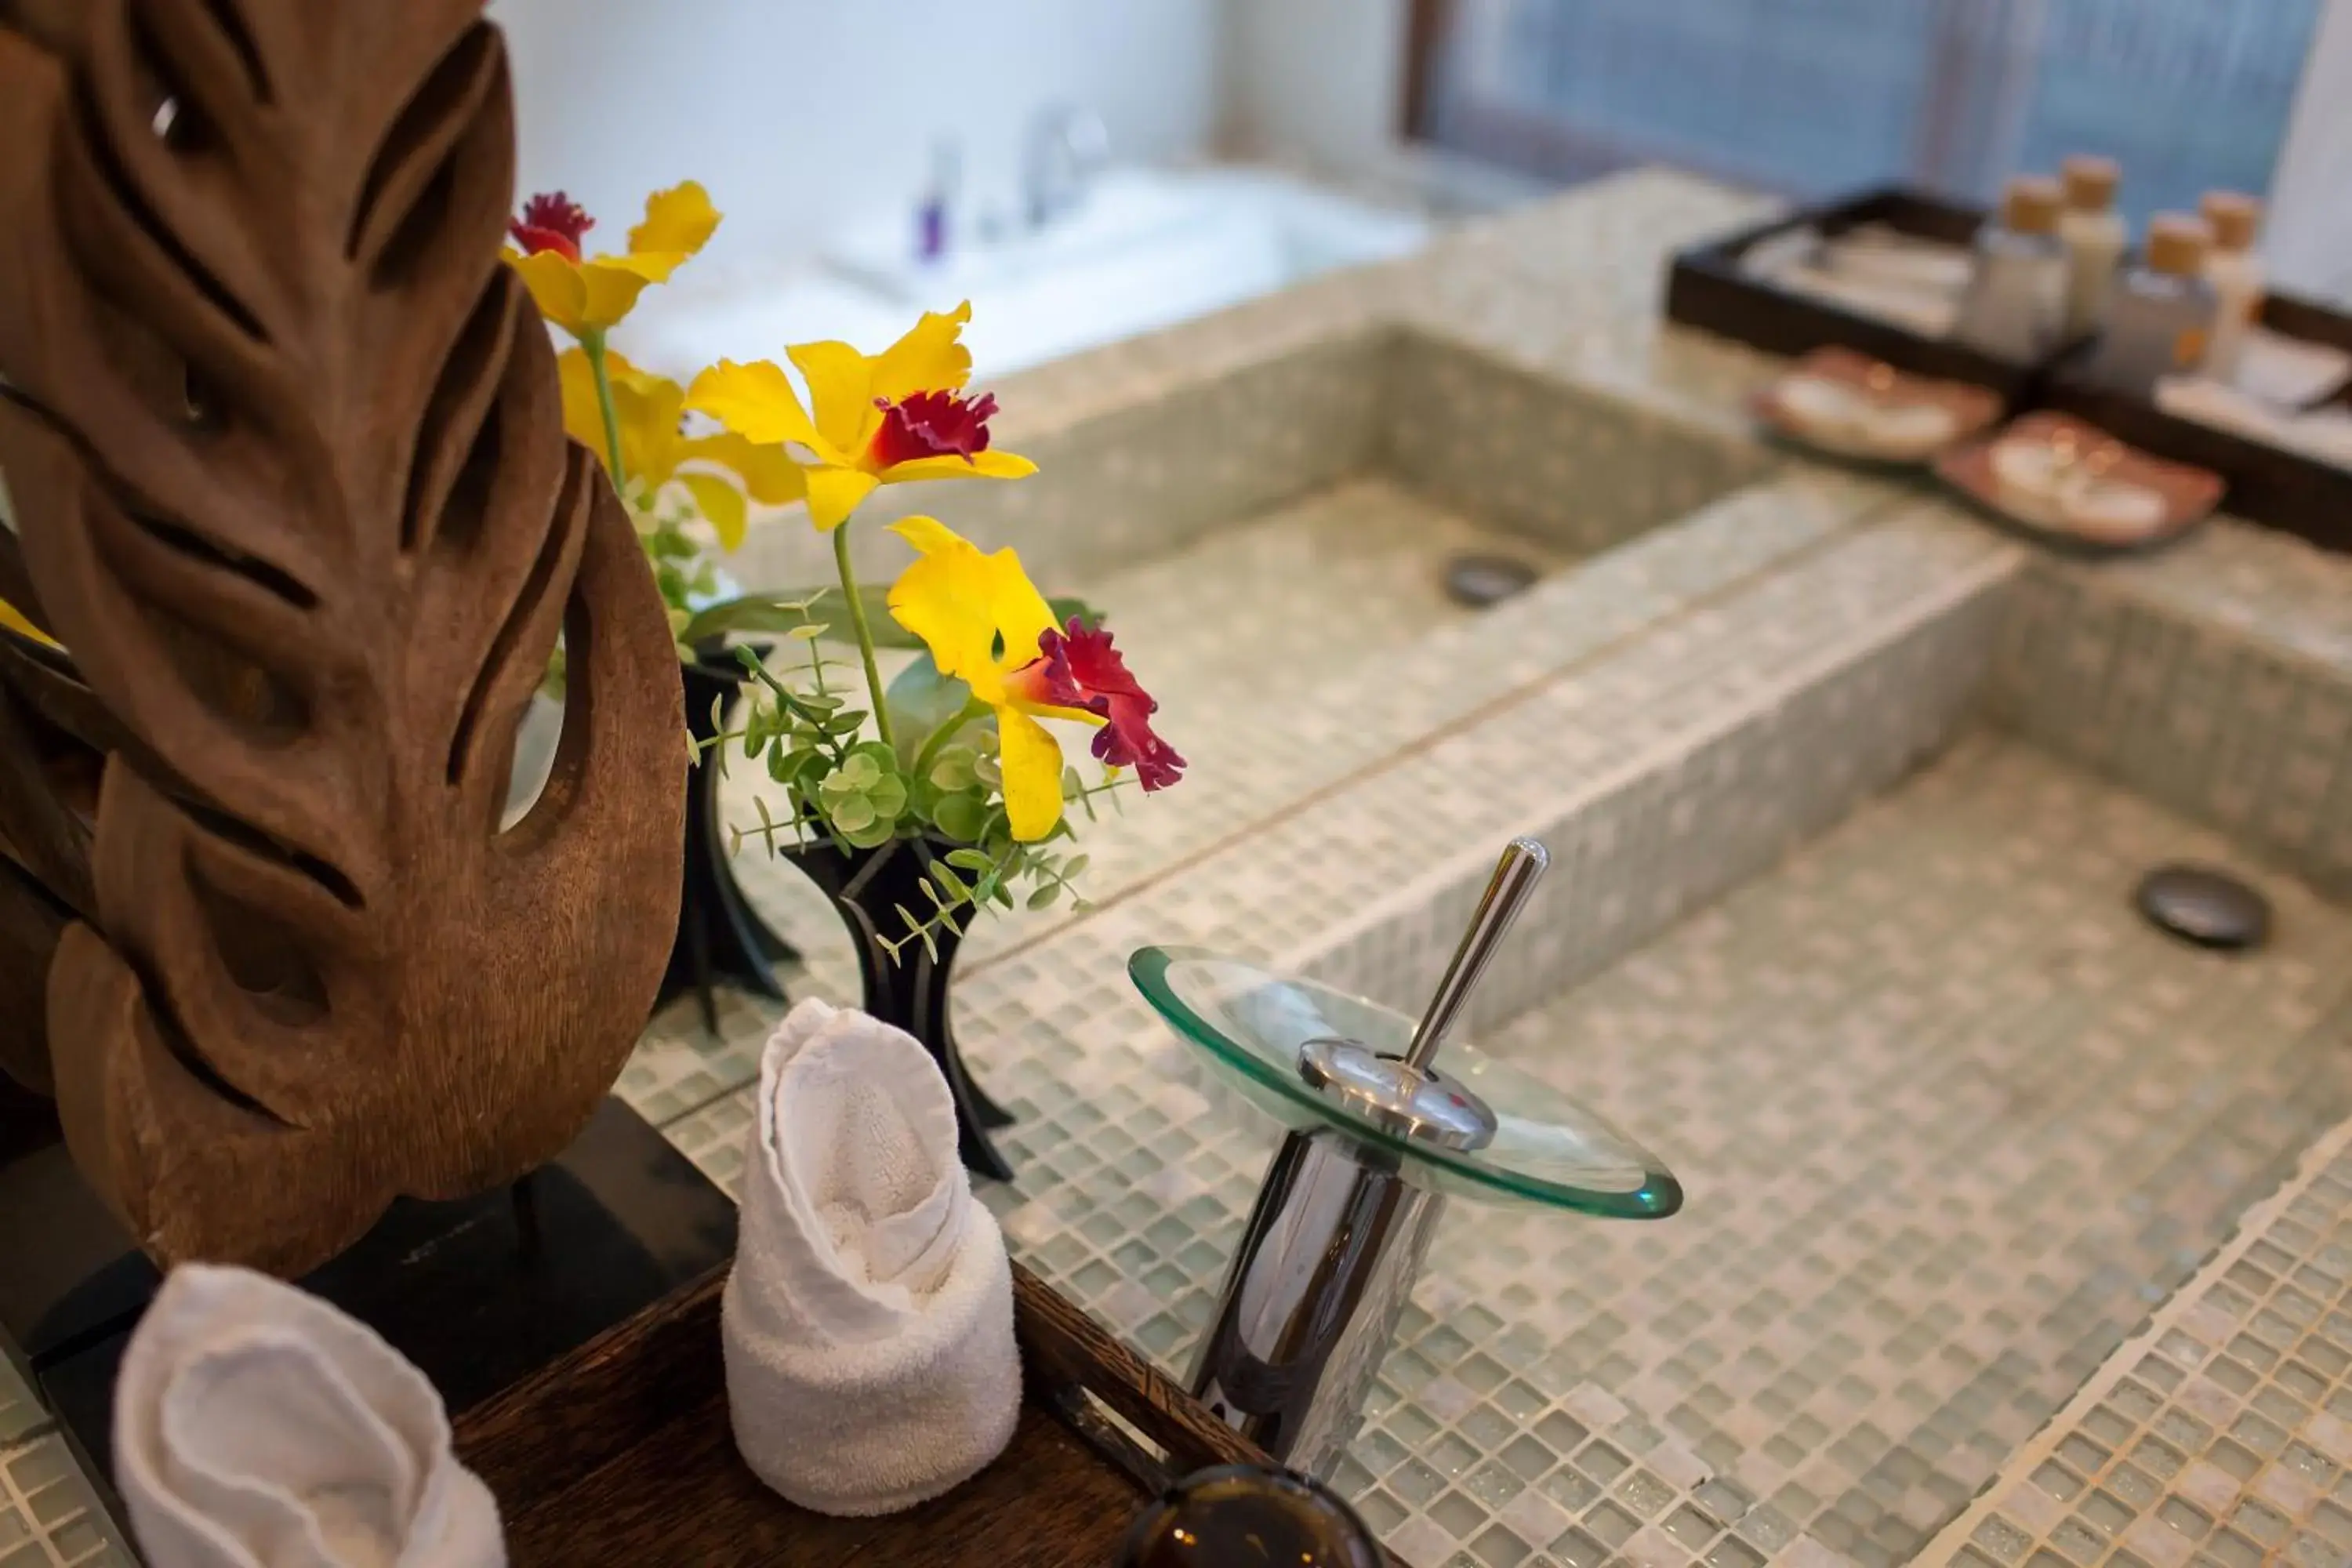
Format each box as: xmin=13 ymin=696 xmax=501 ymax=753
xmin=2057 ymin=155 xmax=2128 ymax=339
xmin=1952 ymin=176 xmax=2068 ymax=360
xmin=2081 ymin=214 xmax=2219 ymax=394
xmin=2199 ymin=191 xmax=2264 ymax=383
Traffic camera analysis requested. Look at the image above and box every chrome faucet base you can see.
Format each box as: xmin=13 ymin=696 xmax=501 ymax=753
xmin=1189 ymin=1127 xmax=1446 ymax=1480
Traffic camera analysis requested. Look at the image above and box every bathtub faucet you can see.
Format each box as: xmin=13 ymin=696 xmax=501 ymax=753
xmin=1023 ymin=103 xmax=1109 ymax=230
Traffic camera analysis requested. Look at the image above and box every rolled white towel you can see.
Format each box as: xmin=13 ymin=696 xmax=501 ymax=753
xmin=114 ymin=1263 xmax=503 ymax=1568
xmin=722 ymin=997 xmax=1021 ymax=1516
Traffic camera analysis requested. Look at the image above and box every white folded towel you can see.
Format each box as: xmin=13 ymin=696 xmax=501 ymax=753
xmin=114 ymin=1263 xmax=504 ymax=1568
xmin=722 ymin=997 xmax=1020 ymax=1516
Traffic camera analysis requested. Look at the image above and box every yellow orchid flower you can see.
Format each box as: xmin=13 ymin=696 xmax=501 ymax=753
xmin=887 ymin=517 xmax=1182 ymax=842
xmin=503 ymin=183 xmax=720 ymax=339
xmin=556 ymin=349 xmax=802 ymax=549
xmin=0 ymin=597 xmax=56 ymax=648
xmin=686 ymin=303 xmax=1036 ymax=532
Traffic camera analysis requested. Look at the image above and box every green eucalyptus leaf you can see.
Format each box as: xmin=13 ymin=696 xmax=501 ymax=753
xmin=946 ymin=848 xmax=996 ymax=873
xmin=1026 ymin=881 xmax=1061 ymax=910
xmin=972 ymin=753 xmax=1002 ymax=789
xmin=1061 ymin=854 xmax=1091 ymax=879
xmin=819 ymin=711 xmax=869 ymax=737
xmin=992 ymin=880 xmax=1015 ymax=909
xmin=866 ymin=775 xmax=909 ymax=819
xmin=1047 ymin=595 xmax=1105 ymax=631
xmin=928 ymin=752 xmax=976 ymax=792
xmin=828 ymin=793 xmax=877 ymax=833
xmin=646 ymin=527 xmax=699 ymax=562
xmin=929 ymin=862 xmax=972 ymax=902
xmin=848 ymin=739 xmax=899 ymax=775
xmin=931 ymin=791 xmax=988 ymax=844
xmin=837 ymin=753 xmax=880 ymax=789
xmin=843 ymin=815 xmax=895 ymax=849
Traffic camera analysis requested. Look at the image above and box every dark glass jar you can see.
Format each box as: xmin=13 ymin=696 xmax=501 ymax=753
xmin=1115 ymin=1465 xmax=1385 ymax=1567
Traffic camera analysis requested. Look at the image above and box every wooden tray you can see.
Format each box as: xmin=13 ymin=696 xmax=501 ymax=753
xmin=1665 ymin=185 xmax=2060 ymax=408
xmin=2042 ymin=291 xmax=2352 ymax=555
xmin=454 ymin=1259 xmax=1411 ymax=1567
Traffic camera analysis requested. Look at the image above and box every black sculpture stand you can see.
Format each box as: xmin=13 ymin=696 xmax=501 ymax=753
xmin=0 ymin=1091 xmax=739 ymax=1536
xmin=782 ymin=833 xmax=1016 ymax=1180
xmin=658 ymin=654 xmax=799 ymax=1034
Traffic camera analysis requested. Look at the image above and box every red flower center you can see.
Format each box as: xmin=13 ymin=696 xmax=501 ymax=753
xmin=868 ymin=390 xmax=997 ymax=470
xmin=1014 ymin=619 xmax=1185 ymax=793
xmin=510 ymin=191 xmax=595 ymax=262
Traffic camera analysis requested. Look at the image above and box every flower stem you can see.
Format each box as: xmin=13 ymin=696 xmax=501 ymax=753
xmin=831 ymin=523 xmax=895 ymax=753
xmin=579 ymin=329 xmax=628 ymax=488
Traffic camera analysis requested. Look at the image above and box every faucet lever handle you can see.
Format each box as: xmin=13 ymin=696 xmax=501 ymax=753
xmin=1404 ymin=837 xmax=1548 ymax=1073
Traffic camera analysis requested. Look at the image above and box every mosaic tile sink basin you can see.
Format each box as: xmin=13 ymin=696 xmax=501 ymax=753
xmin=615 ymin=179 xmax=2352 ymax=1568
xmin=1019 ymin=506 xmax=2352 ymax=1568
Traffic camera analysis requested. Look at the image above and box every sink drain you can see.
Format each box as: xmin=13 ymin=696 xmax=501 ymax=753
xmin=1445 ymin=554 xmax=1539 ymax=608
xmin=2136 ymin=864 xmax=2270 ymax=951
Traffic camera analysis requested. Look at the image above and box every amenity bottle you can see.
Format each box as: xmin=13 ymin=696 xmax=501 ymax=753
xmin=1953 ymin=176 xmax=2067 ymax=360
xmin=2057 ymin=155 xmax=2127 ymax=340
xmin=2199 ymin=191 xmax=2264 ymax=383
xmin=2080 ymin=215 xmax=2219 ymax=394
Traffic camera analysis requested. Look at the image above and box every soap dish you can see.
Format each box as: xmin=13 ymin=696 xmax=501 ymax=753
xmin=1751 ymin=347 xmax=2004 ymax=465
xmin=1935 ymin=411 xmax=2224 ymax=556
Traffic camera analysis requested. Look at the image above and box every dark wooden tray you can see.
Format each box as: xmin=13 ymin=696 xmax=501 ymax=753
xmin=1664 ymin=185 xmax=2055 ymax=406
xmin=2042 ymin=291 xmax=2352 ymax=554
xmin=454 ymin=1258 xmax=1410 ymax=1567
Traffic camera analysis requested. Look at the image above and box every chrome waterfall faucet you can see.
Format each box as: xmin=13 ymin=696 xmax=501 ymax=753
xmin=1023 ymin=104 xmax=1109 ymax=230
xmin=1190 ymin=839 xmax=1552 ymax=1476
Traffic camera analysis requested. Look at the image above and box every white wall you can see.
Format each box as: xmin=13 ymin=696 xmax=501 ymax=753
xmin=2263 ymin=0 xmax=2352 ymax=305
xmin=489 ymin=0 xmax=1223 ymax=267
xmin=1218 ymin=0 xmax=1407 ymax=172
xmin=1214 ymin=0 xmax=1541 ymax=216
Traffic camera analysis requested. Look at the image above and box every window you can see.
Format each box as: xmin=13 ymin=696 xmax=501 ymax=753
xmin=1408 ymin=0 xmax=2323 ymax=230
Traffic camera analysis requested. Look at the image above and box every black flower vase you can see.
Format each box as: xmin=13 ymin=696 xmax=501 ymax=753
xmin=780 ymin=833 xmax=1016 ymax=1181
xmin=657 ymin=654 xmax=801 ymax=1033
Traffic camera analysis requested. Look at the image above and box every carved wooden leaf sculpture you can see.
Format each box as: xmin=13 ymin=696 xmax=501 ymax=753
xmin=0 ymin=0 xmax=685 ymax=1272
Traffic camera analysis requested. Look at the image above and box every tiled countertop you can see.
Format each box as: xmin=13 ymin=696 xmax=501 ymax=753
xmin=655 ymin=169 xmax=2352 ymax=1568
xmin=5 ymin=168 xmax=2352 ymax=1568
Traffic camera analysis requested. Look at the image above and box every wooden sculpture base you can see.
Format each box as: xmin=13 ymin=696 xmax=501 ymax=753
xmin=0 ymin=1095 xmax=739 ymax=1537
